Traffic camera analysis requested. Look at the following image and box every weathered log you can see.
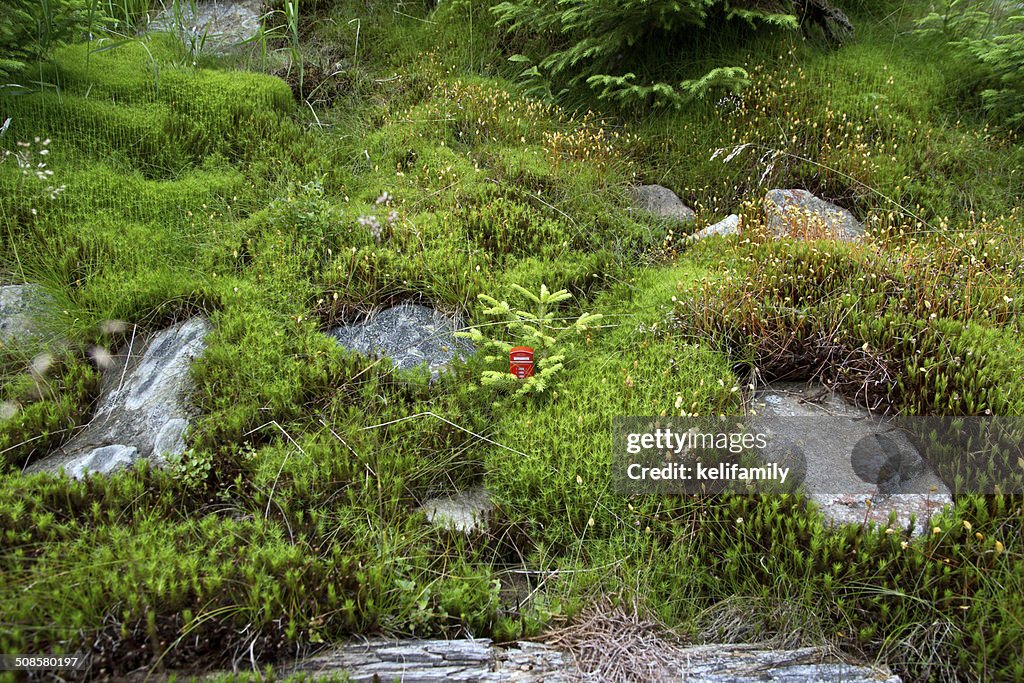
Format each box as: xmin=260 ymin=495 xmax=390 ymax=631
xmin=280 ymin=638 xmax=901 ymax=682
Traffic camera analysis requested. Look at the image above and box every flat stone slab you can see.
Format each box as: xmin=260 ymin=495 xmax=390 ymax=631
xmin=330 ymin=303 xmax=472 ymax=378
xmin=752 ymin=382 xmax=951 ymax=533
xmin=149 ymin=0 xmax=263 ymax=54
xmin=764 ymin=189 xmax=864 ymax=241
xmin=420 ymin=485 xmax=493 ymax=533
xmin=280 ymin=639 xmax=898 ymax=682
xmin=631 ymin=184 xmax=696 ymax=224
xmin=0 ymin=284 xmax=49 ymax=344
xmin=24 ymin=317 xmax=211 ymax=478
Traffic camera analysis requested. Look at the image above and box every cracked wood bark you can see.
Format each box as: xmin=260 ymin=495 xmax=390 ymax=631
xmin=281 ymin=639 xmax=900 ymax=682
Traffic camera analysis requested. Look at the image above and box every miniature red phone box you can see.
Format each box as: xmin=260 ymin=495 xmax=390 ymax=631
xmin=509 ymin=346 xmax=534 ymax=379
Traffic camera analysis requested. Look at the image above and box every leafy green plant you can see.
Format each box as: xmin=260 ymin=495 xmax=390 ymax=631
xmin=284 ymin=0 xmax=302 ymax=95
xmin=916 ymin=0 xmax=1024 ymax=128
xmin=243 ymin=0 xmax=307 ymax=98
xmin=587 ymin=67 xmax=754 ymax=109
xmin=0 ymin=0 xmax=103 ymax=81
xmin=491 ymin=0 xmax=797 ymax=109
xmin=167 ymin=447 xmax=214 ymax=489
xmin=457 ymin=284 xmax=602 ymax=398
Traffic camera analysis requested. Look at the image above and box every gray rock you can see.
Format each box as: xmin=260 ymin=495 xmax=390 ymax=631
xmin=690 ymin=214 xmax=740 ymax=242
xmin=148 ymin=0 xmax=263 ymax=55
xmin=24 ymin=317 xmax=211 ymax=478
xmin=764 ymin=189 xmax=864 ymax=241
xmin=631 ymin=184 xmax=696 ymax=224
xmin=661 ymin=644 xmax=900 ymax=682
xmin=751 ymin=382 xmax=951 ymax=533
xmin=0 ymin=284 xmax=50 ymax=344
xmin=284 ymin=638 xmax=571 ymax=683
xmin=280 ymin=639 xmax=898 ymax=682
xmin=420 ymin=486 xmax=492 ymax=533
xmin=65 ymin=444 xmax=139 ymax=479
xmin=331 ymin=303 xmax=472 ymax=378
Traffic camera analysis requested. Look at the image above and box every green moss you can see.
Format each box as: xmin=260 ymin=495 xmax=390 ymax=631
xmin=45 ymin=39 xmax=293 ymax=113
xmin=0 ymin=351 xmax=98 ymax=471
xmin=3 ymin=38 xmax=294 ymax=176
xmin=484 ymin=265 xmax=741 ymax=545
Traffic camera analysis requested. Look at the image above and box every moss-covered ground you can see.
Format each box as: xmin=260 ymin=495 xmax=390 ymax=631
xmin=1 ymin=1 xmax=1022 ymax=680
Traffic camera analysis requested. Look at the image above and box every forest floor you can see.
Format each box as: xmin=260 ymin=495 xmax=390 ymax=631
xmin=1 ymin=0 xmax=1023 ymax=680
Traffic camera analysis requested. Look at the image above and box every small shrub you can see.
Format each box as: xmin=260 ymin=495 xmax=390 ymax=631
xmin=457 ymin=283 xmax=601 ymax=399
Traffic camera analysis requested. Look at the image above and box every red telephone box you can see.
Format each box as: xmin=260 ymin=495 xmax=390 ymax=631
xmin=509 ymin=346 xmax=534 ymax=379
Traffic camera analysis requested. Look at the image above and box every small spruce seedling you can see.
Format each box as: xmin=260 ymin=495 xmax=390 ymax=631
xmin=457 ymin=284 xmax=602 ymax=398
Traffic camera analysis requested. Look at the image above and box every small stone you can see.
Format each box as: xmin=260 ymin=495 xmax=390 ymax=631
xmin=763 ymin=189 xmax=864 ymax=241
xmin=420 ymin=486 xmax=493 ymax=533
xmin=277 ymin=638 xmax=898 ymax=682
xmin=631 ymin=184 xmax=696 ymax=224
xmin=0 ymin=401 xmax=17 ymax=421
xmin=689 ymin=214 xmax=740 ymax=242
xmin=147 ymin=0 xmax=263 ymax=55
